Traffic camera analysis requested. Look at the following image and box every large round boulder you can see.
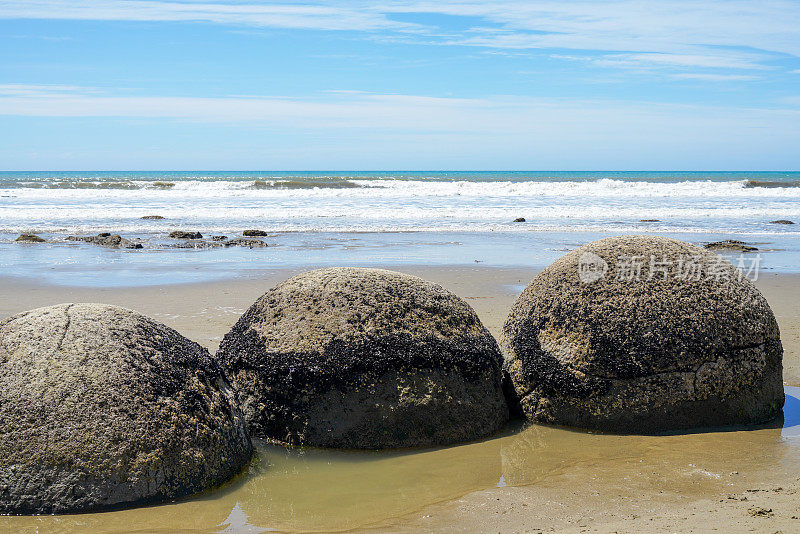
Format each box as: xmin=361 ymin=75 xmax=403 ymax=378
xmin=216 ymin=267 xmax=508 ymax=449
xmin=0 ymin=304 xmax=253 ymax=515
xmin=502 ymin=235 xmax=784 ymax=432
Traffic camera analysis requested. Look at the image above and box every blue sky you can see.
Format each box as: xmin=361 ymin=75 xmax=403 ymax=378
xmin=1 ymin=0 xmax=799 ymax=170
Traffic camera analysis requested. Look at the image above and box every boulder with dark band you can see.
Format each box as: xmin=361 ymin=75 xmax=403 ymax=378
xmin=216 ymin=267 xmax=508 ymax=449
xmin=502 ymin=235 xmax=784 ymax=432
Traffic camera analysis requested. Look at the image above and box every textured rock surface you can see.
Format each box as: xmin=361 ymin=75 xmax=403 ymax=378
xmin=15 ymin=234 xmax=46 ymax=243
xmin=169 ymin=239 xmax=224 ymax=249
xmin=224 ymin=238 xmax=269 ymax=248
xmin=502 ymin=235 xmax=784 ymax=432
xmin=216 ymin=267 xmax=508 ymax=449
xmin=67 ymin=234 xmax=143 ymax=249
xmin=0 ymin=304 xmax=253 ymax=515
xmin=169 ymin=231 xmax=203 ymax=239
xmin=705 ymin=239 xmax=758 ymax=252
xmin=242 ymin=230 xmax=269 ymax=237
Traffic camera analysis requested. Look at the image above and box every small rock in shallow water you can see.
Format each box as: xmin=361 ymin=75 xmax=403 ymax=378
xmin=169 ymin=239 xmax=223 ymax=249
xmin=216 ymin=267 xmax=508 ymax=449
xmin=212 ymin=235 xmax=228 ymax=241
xmin=169 ymin=230 xmax=203 ymax=239
xmin=15 ymin=234 xmax=46 ymax=243
xmin=770 ymin=219 xmax=795 ymax=225
xmin=66 ymin=234 xmax=143 ymax=249
xmin=242 ymin=230 xmax=269 ymax=237
xmin=225 ymin=238 xmax=269 ymax=248
xmin=639 ymin=219 xmax=660 ymax=222
xmin=140 ymin=215 xmax=165 ymax=220
xmin=0 ymin=304 xmax=253 ymax=514
xmin=513 ymin=217 xmax=526 ymax=223
xmin=704 ymin=240 xmax=758 ymax=252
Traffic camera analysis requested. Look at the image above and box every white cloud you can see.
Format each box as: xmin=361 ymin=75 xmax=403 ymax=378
xmin=377 ymin=1 xmax=800 ymax=56
xmin=1 ymin=0 xmax=799 ymax=76
xmin=670 ymin=73 xmax=759 ymax=81
xmin=0 ymin=85 xmax=797 ymax=135
xmin=1 ymin=86 xmax=798 ymax=169
xmin=0 ymin=84 xmax=90 ymax=96
xmin=0 ymin=0 xmax=415 ymax=32
xmin=592 ymin=53 xmax=771 ymax=71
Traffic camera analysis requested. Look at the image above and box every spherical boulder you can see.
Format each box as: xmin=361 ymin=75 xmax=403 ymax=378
xmin=216 ymin=267 xmax=508 ymax=449
xmin=502 ymin=235 xmax=784 ymax=432
xmin=0 ymin=304 xmax=253 ymax=515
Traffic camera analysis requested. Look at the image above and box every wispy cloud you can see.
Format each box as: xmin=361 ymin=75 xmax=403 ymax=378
xmin=2 ymin=0 xmax=799 ymax=77
xmin=0 ymin=83 xmax=91 ymax=96
xmin=669 ymin=73 xmax=760 ymax=82
xmin=0 ymin=85 xmax=797 ymax=132
xmin=591 ymin=53 xmax=771 ymax=71
xmin=0 ymin=0 xmax=417 ymax=32
xmin=1 ymin=86 xmax=798 ymax=169
xmin=379 ymin=1 xmax=800 ymax=55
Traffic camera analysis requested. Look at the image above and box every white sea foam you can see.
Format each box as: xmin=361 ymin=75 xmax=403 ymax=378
xmin=7 ymin=178 xmax=800 ymax=197
xmin=2 ymin=178 xmax=799 ymax=235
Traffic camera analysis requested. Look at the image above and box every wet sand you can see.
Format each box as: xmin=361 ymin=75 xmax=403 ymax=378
xmin=1 ymin=267 xmax=799 ymax=533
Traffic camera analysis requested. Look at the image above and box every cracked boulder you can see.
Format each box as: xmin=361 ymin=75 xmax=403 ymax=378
xmin=216 ymin=267 xmax=508 ymax=449
xmin=0 ymin=303 xmax=253 ymax=515
xmin=502 ymin=235 xmax=784 ymax=432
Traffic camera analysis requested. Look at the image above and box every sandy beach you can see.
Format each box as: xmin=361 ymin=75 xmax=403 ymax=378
xmin=1 ymin=266 xmax=799 ymax=533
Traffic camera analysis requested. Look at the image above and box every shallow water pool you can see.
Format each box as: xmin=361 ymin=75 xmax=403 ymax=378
xmin=4 ymin=387 xmax=800 ymax=533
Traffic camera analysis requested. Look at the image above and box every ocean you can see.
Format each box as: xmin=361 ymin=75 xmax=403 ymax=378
xmin=2 ymin=171 xmax=799 ymax=286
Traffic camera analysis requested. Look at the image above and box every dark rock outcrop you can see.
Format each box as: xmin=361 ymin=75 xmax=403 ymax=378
xmin=705 ymin=240 xmax=758 ymax=252
xmin=513 ymin=217 xmax=526 ymax=223
xmin=15 ymin=234 xmax=45 ymax=243
xmin=169 ymin=239 xmax=223 ymax=249
xmin=66 ymin=234 xmax=143 ymax=249
xmin=0 ymin=304 xmax=253 ymax=515
xmin=169 ymin=231 xmax=203 ymax=239
xmin=224 ymin=238 xmax=268 ymax=248
xmin=502 ymin=235 xmax=784 ymax=433
xmin=216 ymin=267 xmax=508 ymax=449
xmin=140 ymin=215 xmax=165 ymax=220
xmin=242 ymin=230 xmax=269 ymax=237
xmin=770 ymin=220 xmax=795 ymax=225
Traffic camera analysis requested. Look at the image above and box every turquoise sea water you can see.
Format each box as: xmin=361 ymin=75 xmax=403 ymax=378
xmin=1 ymin=171 xmax=798 ymax=286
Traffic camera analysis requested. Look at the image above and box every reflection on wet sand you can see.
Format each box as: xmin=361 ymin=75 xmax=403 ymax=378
xmin=3 ymin=388 xmax=800 ymax=533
